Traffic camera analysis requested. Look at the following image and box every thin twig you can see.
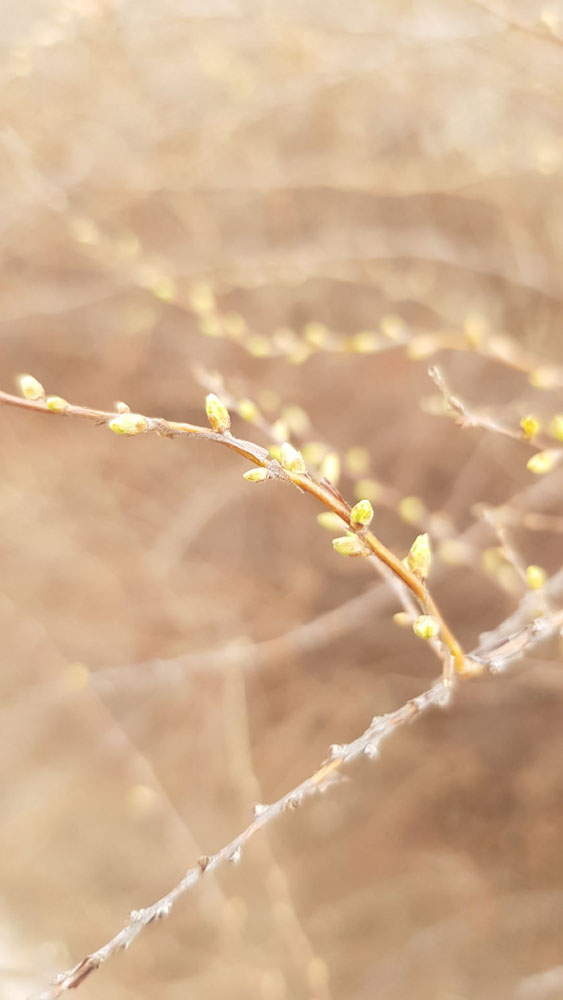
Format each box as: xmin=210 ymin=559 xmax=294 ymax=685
xmin=465 ymin=0 xmax=563 ymax=49
xmin=30 ymin=595 xmax=563 ymax=1000
xmin=428 ymin=365 xmax=562 ymax=459
xmin=0 ymin=386 xmax=466 ymax=672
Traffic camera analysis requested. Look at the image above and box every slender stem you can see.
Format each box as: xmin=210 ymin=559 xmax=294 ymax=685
xmin=0 ymin=387 xmax=466 ymax=671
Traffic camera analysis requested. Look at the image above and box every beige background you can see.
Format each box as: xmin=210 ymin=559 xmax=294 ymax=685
xmin=1 ymin=2 xmax=563 ymax=998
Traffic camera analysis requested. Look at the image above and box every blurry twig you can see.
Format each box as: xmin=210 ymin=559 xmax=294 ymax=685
xmin=465 ymin=0 xmax=563 ymax=49
xmin=30 ymin=583 xmax=563 ymax=999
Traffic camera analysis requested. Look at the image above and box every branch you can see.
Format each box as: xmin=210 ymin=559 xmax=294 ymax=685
xmin=30 ymin=594 xmax=563 ymax=999
xmin=465 ymin=0 xmax=563 ymax=49
xmin=0 ymin=383 xmax=465 ymax=673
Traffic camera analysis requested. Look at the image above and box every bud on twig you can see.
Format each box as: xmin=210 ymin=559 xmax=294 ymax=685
xmin=280 ymin=442 xmax=307 ymax=474
xmin=205 ymin=393 xmax=231 ymax=434
xmin=17 ymin=374 xmax=45 ymax=401
xmin=46 ymin=396 xmax=69 ymax=413
xmin=406 ymin=533 xmax=431 ymax=580
xmin=108 ymin=413 xmax=148 ymax=436
xmin=243 ymin=468 xmax=269 ymax=483
xmin=350 ymin=499 xmax=374 ymax=527
xmin=412 ymin=615 xmax=440 ymax=640
xmin=332 ymin=535 xmax=363 ymax=557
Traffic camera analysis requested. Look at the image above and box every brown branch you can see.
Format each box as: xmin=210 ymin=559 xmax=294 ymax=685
xmin=30 ymin=590 xmax=563 ymax=999
xmin=0 ymin=385 xmax=465 ymax=672
xmin=428 ymin=365 xmax=563 ymax=462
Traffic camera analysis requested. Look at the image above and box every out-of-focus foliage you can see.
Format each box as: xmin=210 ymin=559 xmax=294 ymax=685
xmin=2 ymin=2 xmax=563 ymax=998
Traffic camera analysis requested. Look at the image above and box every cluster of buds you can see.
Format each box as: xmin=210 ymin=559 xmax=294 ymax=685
xmin=332 ymin=498 xmax=374 ymax=558
xmin=18 ymin=374 xmax=70 ymax=413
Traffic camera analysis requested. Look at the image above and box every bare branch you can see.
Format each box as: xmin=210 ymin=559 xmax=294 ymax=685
xmin=30 ymin=588 xmax=563 ymax=999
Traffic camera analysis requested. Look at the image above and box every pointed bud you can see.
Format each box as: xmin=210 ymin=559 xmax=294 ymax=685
xmin=412 ymin=615 xmax=440 ymax=640
xmin=17 ymin=374 xmax=45 ymax=401
xmin=243 ymin=467 xmax=269 ymax=483
xmin=406 ymin=533 xmax=431 ymax=580
xmin=46 ymin=395 xmax=69 ymax=413
xmin=108 ymin=413 xmax=148 ymax=435
xmin=332 ymin=535 xmax=363 ymax=556
xmin=280 ymin=442 xmax=307 ymax=474
xmin=115 ymin=401 xmax=131 ymax=414
xmin=350 ymin=499 xmax=374 ymax=527
xmin=205 ymin=393 xmax=231 ymax=434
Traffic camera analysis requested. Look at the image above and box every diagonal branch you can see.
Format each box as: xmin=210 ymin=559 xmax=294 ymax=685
xmin=30 ymin=595 xmax=563 ymax=1000
xmin=0 ymin=384 xmax=465 ymax=672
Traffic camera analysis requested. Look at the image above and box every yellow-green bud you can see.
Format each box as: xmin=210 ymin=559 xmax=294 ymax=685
xmin=549 ymin=414 xmax=563 ymax=442
xmin=320 ymin=452 xmax=341 ymax=484
xmin=398 ymin=495 xmax=426 ymax=524
xmin=205 ymin=393 xmax=231 ymax=434
xmin=412 ymin=615 xmax=440 ymax=640
xmin=407 ymin=532 xmax=431 ymax=580
xmin=527 ymin=450 xmax=559 ymax=475
xmin=350 ymin=499 xmax=374 ymax=527
xmin=520 ymin=415 xmax=540 ymax=439
xmin=280 ymin=442 xmax=307 ymax=474
xmin=243 ymin=467 xmax=269 ymax=483
xmin=237 ymin=398 xmax=259 ymax=422
xmin=46 ymin=395 xmax=69 ymax=413
xmin=349 ymin=331 xmax=379 ymax=354
xmin=18 ymin=374 xmax=45 ymax=401
xmin=108 ymin=413 xmax=148 ymax=435
xmin=316 ymin=512 xmax=347 ymax=532
xmin=332 ymin=535 xmax=363 ymax=556
xmin=526 ymin=564 xmax=547 ymax=590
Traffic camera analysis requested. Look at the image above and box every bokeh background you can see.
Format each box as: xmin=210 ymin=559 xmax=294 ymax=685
xmin=2 ymin=1 xmax=563 ymax=998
